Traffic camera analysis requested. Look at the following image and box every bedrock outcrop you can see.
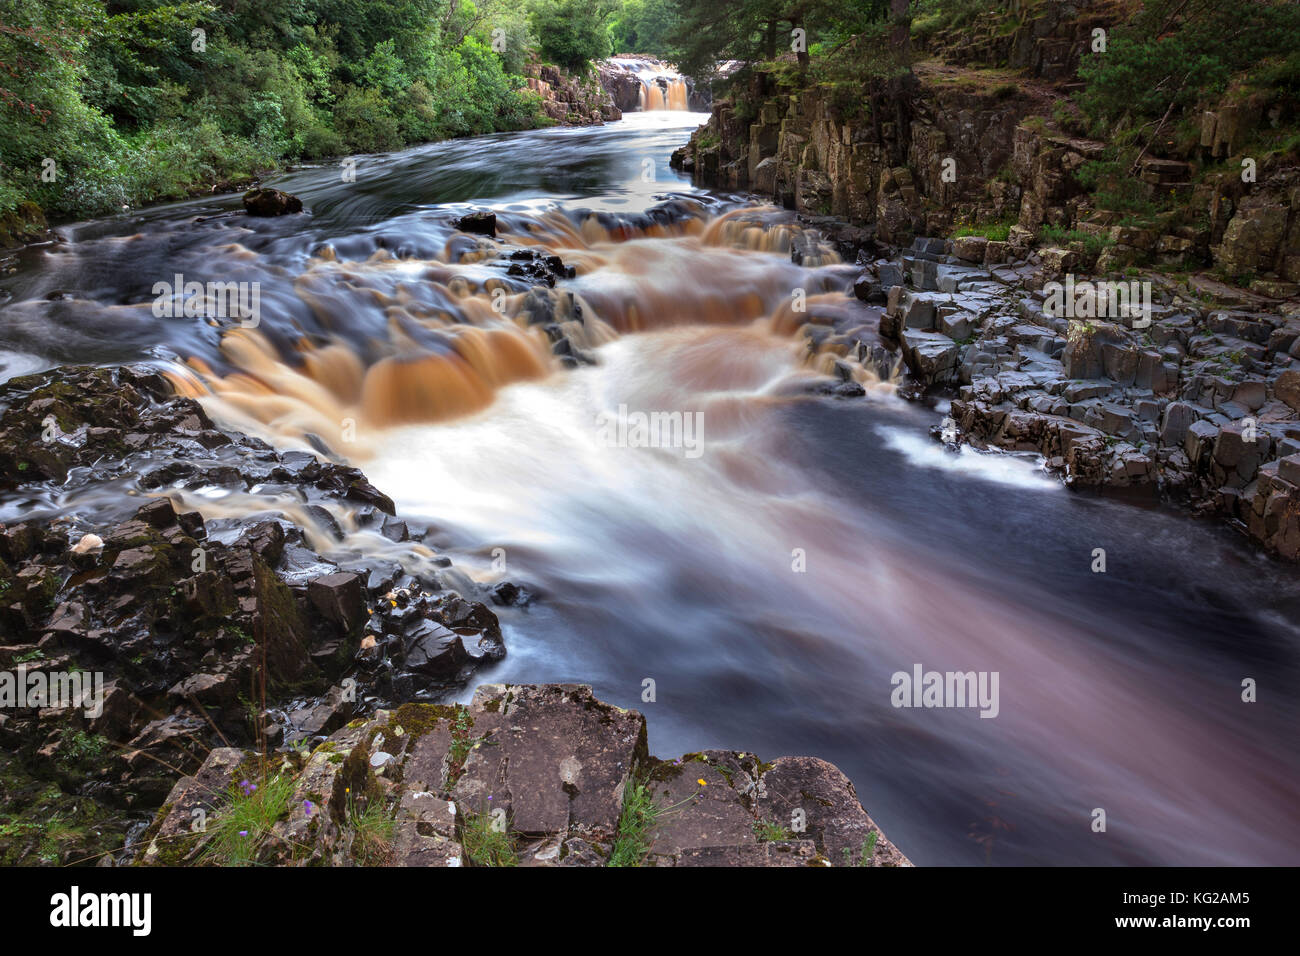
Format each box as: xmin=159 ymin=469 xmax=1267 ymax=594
xmin=137 ymin=683 xmax=910 ymax=867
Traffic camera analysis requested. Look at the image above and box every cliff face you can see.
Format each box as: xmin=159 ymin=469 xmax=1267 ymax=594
xmin=672 ymin=4 xmax=1300 ymax=296
xmin=675 ymin=72 xmax=1035 ymax=240
xmin=526 ymin=63 xmax=623 ymax=126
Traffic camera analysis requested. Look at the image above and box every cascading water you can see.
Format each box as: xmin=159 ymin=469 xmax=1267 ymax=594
xmin=2 ymin=110 xmax=1298 ymax=866
xmin=608 ymin=56 xmax=691 ymax=111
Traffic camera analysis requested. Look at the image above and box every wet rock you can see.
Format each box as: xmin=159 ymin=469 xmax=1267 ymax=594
xmin=307 ymin=572 xmax=365 ymax=636
xmin=286 ymin=684 xmax=356 ymax=742
xmin=454 ymin=211 xmax=496 ymax=237
xmin=243 ymin=187 xmax=303 ymax=216
xmin=402 ymin=619 xmax=474 ymax=677
xmin=759 ymin=756 xmax=910 ymax=866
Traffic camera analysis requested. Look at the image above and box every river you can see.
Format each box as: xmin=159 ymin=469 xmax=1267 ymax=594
xmin=2 ymin=110 xmax=1298 ymax=866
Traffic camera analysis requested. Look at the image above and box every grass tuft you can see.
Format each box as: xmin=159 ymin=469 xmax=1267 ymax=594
xmin=200 ymin=769 xmax=296 ymax=866
xmin=608 ymin=781 xmax=662 ymax=867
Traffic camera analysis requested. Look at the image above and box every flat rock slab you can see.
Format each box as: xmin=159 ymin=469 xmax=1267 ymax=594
xmin=759 ymin=756 xmax=910 ymax=867
xmin=453 ymin=683 xmax=647 ymax=842
xmin=645 ymin=756 xmax=761 ymax=860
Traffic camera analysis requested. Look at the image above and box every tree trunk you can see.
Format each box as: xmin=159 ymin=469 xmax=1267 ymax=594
xmin=891 ymin=0 xmax=912 ymax=64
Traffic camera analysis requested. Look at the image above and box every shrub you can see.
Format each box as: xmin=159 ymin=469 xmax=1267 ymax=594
xmin=332 ymin=85 xmax=403 ymax=153
xmin=529 ymin=0 xmax=612 ymax=74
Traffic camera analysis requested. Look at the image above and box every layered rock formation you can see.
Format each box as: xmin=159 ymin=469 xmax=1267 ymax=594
xmin=672 ymin=3 xmax=1300 ymax=294
xmin=850 ymin=237 xmax=1300 ymax=559
xmin=525 ymin=62 xmax=622 ymax=126
xmin=0 ymin=365 xmax=512 ymax=864
xmin=137 ymin=683 xmax=910 ymax=867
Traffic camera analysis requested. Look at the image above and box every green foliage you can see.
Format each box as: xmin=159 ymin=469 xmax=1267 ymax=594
xmin=1076 ymin=0 xmax=1300 ymax=138
xmin=671 ymin=0 xmax=891 ymax=78
xmin=609 ymin=0 xmax=680 ymax=59
xmin=953 ymin=220 xmax=1013 ymax=242
xmin=1039 ymin=223 xmax=1114 ymax=257
xmin=753 ymin=819 xmax=795 ymax=841
xmin=911 ymin=0 xmax=1000 ymax=41
xmin=200 ymin=770 xmax=296 ymax=866
xmin=1077 ymin=148 xmax=1167 ymax=218
xmin=529 ymin=0 xmax=613 ymax=74
xmin=460 ymin=803 xmax=516 ymax=866
xmin=0 ymin=0 xmax=550 ymax=219
xmin=347 ymin=791 xmax=395 ymax=866
xmin=608 ymin=780 xmax=661 ymax=867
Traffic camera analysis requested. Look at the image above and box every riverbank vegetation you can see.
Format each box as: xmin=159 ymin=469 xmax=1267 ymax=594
xmin=6 ymin=1 xmax=1297 ymax=229
xmin=0 ymin=0 xmax=665 ymax=223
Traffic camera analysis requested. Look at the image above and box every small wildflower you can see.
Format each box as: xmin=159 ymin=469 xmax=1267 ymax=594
xmin=303 ymin=800 xmax=314 ymax=816
xmin=697 ymin=778 xmax=707 ymax=787
xmin=238 ymin=830 xmax=248 ymax=837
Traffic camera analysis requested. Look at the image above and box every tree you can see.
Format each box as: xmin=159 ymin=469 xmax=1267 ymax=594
xmin=528 ymin=0 xmax=613 ymax=73
xmin=669 ymin=0 xmax=891 ymax=77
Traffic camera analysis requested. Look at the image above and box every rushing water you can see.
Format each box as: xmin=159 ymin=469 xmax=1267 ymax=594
xmin=2 ymin=111 xmax=1298 ymax=866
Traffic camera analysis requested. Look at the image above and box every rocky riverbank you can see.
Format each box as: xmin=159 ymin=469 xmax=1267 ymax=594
xmin=662 ymin=0 xmax=1300 ymax=560
xmin=0 ymin=363 xmax=517 ymax=863
xmin=814 ymin=228 xmax=1300 ymax=560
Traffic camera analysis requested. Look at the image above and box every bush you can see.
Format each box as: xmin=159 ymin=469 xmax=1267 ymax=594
xmin=529 ymin=0 xmax=612 ymax=73
xmin=332 ymin=85 xmax=404 ymax=153
xmin=1077 ymin=0 xmax=1300 ymax=136
xmin=1 ymin=0 xmax=545 ymax=220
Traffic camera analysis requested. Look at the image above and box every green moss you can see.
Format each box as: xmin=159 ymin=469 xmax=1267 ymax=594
xmin=391 ymin=702 xmax=457 ymax=741
xmin=843 ymin=831 xmax=879 ymax=866
xmin=952 ymin=219 xmax=1013 ymax=242
xmin=0 ymin=751 xmax=125 ymax=867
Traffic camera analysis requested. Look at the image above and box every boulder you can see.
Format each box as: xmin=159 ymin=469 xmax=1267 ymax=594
xmin=454 ymin=211 xmax=497 ymax=237
xmin=307 ymin=571 xmax=365 ymax=635
xmin=243 ymin=187 xmax=303 ymax=216
xmin=952 ymin=235 xmax=989 ymax=263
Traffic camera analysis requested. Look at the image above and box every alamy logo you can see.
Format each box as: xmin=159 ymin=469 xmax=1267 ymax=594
xmin=50 ymin=886 xmax=151 ymax=936
xmin=596 ymin=404 xmax=704 ymax=459
xmin=152 ymin=272 xmax=261 ymax=326
xmin=1043 ymin=275 xmax=1151 ymax=329
xmin=890 ymin=664 xmax=1000 ymax=718
xmin=0 ymin=666 xmax=104 ymax=718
